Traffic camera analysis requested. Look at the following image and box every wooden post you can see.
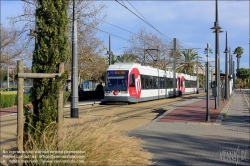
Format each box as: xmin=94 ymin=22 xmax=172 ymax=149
xmin=58 ymin=63 xmax=64 ymax=145
xmin=17 ymin=61 xmax=63 ymax=151
xmin=17 ymin=60 xmax=24 ymax=151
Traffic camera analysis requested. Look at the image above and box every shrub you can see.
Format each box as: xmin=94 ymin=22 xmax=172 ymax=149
xmin=23 ymin=94 xmax=31 ymax=105
xmin=0 ymin=94 xmax=16 ymax=108
xmin=0 ymin=93 xmax=31 ymax=108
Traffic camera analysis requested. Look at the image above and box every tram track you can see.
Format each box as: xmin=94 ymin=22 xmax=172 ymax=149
xmin=63 ymin=92 xmax=206 ymax=130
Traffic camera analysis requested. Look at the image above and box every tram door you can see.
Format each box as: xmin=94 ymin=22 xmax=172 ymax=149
xmin=177 ymin=77 xmax=180 ymax=95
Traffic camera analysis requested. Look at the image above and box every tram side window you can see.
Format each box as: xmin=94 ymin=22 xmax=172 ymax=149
xmin=145 ymin=76 xmax=150 ymax=89
xmin=191 ymin=81 xmax=194 ymax=87
xmin=159 ymin=77 xmax=165 ymax=89
xmin=153 ymin=76 xmax=158 ymax=89
xmin=166 ymin=78 xmax=169 ymax=88
xmin=141 ymin=75 xmax=145 ymax=89
xmin=167 ymin=78 xmax=173 ymax=88
xmin=129 ymin=74 xmax=135 ymax=87
xmin=186 ymin=80 xmax=190 ymax=88
xmin=164 ymin=77 xmax=167 ymax=89
xmin=149 ymin=76 xmax=153 ymax=89
xmin=192 ymin=81 xmax=196 ymax=88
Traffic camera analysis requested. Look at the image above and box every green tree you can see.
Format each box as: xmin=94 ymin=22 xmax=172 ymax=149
xmin=27 ymin=0 xmax=70 ymax=139
xmin=176 ymin=49 xmax=202 ymax=75
xmin=236 ymin=68 xmax=250 ymax=88
xmin=197 ymin=73 xmax=205 ymax=88
xmin=233 ymin=46 xmax=244 ymax=70
xmin=0 ymin=68 xmax=7 ymax=81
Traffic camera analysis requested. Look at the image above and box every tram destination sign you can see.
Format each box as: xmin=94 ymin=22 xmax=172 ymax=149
xmin=107 ymin=70 xmax=128 ymax=75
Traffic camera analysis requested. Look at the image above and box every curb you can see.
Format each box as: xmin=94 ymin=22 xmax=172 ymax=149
xmin=1 ymin=101 xmax=102 ymax=117
xmin=64 ymin=101 xmax=102 ymax=108
xmin=214 ymin=93 xmax=235 ymax=125
xmin=1 ymin=113 xmax=18 ymax=117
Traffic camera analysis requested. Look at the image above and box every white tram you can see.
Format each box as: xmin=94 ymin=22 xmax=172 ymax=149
xmin=104 ymin=63 xmax=197 ymax=103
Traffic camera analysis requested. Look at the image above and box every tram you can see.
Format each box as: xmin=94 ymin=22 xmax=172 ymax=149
xmin=104 ymin=63 xmax=197 ymax=103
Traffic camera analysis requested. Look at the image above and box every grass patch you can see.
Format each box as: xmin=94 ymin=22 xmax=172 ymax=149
xmin=4 ymin=118 xmax=152 ymax=166
xmin=0 ymin=91 xmax=17 ymax=95
xmin=222 ymin=113 xmax=227 ymax=119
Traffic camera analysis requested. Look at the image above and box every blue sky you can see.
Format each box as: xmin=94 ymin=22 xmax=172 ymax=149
xmin=1 ymin=0 xmax=249 ymax=73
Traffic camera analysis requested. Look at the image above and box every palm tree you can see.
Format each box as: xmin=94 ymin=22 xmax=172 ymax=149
xmin=117 ymin=54 xmax=137 ymax=63
xmin=176 ymin=49 xmax=202 ymax=75
xmin=233 ymin=46 xmax=244 ymax=70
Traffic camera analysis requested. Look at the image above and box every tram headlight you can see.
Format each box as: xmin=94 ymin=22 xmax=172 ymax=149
xmin=105 ymin=90 xmax=111 ymax=93
xmin=121 ymin=90 xmax=128 ymax=94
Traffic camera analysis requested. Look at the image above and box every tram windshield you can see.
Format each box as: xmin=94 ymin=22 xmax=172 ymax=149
xmin=106 ymin=70 xmax=128 ymax=90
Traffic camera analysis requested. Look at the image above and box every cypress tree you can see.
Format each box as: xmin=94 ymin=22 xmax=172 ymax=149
xmin=26 ymin=0 xmax=70 ymax=139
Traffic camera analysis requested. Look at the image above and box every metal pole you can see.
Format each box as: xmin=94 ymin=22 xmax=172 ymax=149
xmin=12 ymin=69 xmax=14 ymax=87
xmin=229 ymin=47 xmax=232 ymax=94
xmin=206 ymin=43 xmax=210 ymax=121
xmin=143 ymin=45 xmax=145 ymax=65
xmin=17 ymin=60 xmax=24 ymax=151
xmin=173 ymin=38 xmax=176 ymax=97
xmin=196 ymin=54 xmax=199 ymax=94
xmin=230 ymin=48 xmax=233 ymax=90
xmin=224 ymin=31 xmax=229 ymax=99
xmin=233 ymin=61 xmax=235 ymax=89
xmin=210 ymin=0 xmax=223 ymax=109
xmin=164 ymin=57 xmax=167 ymax=98
xmin=7 ymin=65 xmax=9 ymax=89
xmin=203 ymin=66 xmax=206 ymax=92
xmin=229 ymin=47 xmax=231 ymax=78
xmin=109 ymin=35 xmax=111 ymax=65
xmin=71 ymin=0 xmax=79 ymax=118
xmin=58 ymin=63 xmax=64 ymax=143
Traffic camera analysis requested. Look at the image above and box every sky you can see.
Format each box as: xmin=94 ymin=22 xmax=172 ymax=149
xmin=1 ymin=0 xmax=249 ymax=74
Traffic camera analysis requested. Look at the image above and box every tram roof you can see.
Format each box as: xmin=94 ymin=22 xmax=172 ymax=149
xmin=109 ymin=63 xmax=172 ymax=73
xmin=107 ymin=63 xmax=197 ymax=79
xmin=108 ymin=63 xmax=142 ymax=70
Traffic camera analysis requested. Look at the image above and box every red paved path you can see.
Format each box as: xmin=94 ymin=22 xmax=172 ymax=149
xmin=0 ymin=106 xmax=17 ymax=116
xmin=157 ymin=97 xmax=228 ymax=123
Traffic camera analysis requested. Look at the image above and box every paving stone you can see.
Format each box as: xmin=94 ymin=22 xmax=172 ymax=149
xmin=128 ymin=90 xmax=250 ymax=165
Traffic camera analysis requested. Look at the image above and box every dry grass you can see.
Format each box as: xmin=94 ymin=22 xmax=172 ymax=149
xmin=3 ymin=118 xmax=152 ymax=166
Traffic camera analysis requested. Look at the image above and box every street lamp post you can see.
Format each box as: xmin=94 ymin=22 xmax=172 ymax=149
xmin=223 ymin=31 xmax=229 ymax=100
xmin=210 ymin=0 xmax=223 ymax=109
xmin=107 ymin=35 xmax=113 ymax=65
xmin=173 ymin=38 xmax=177 ymax=97
xmin=71 ymin=0 xmax=79 ymax=118
xmin=206 ymin=43 xmax=210 ymax=122
xmin=7 ymin=66 xmax=10 ymax=89
xmin=196 ymin=55 xmax=199 ymax=94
